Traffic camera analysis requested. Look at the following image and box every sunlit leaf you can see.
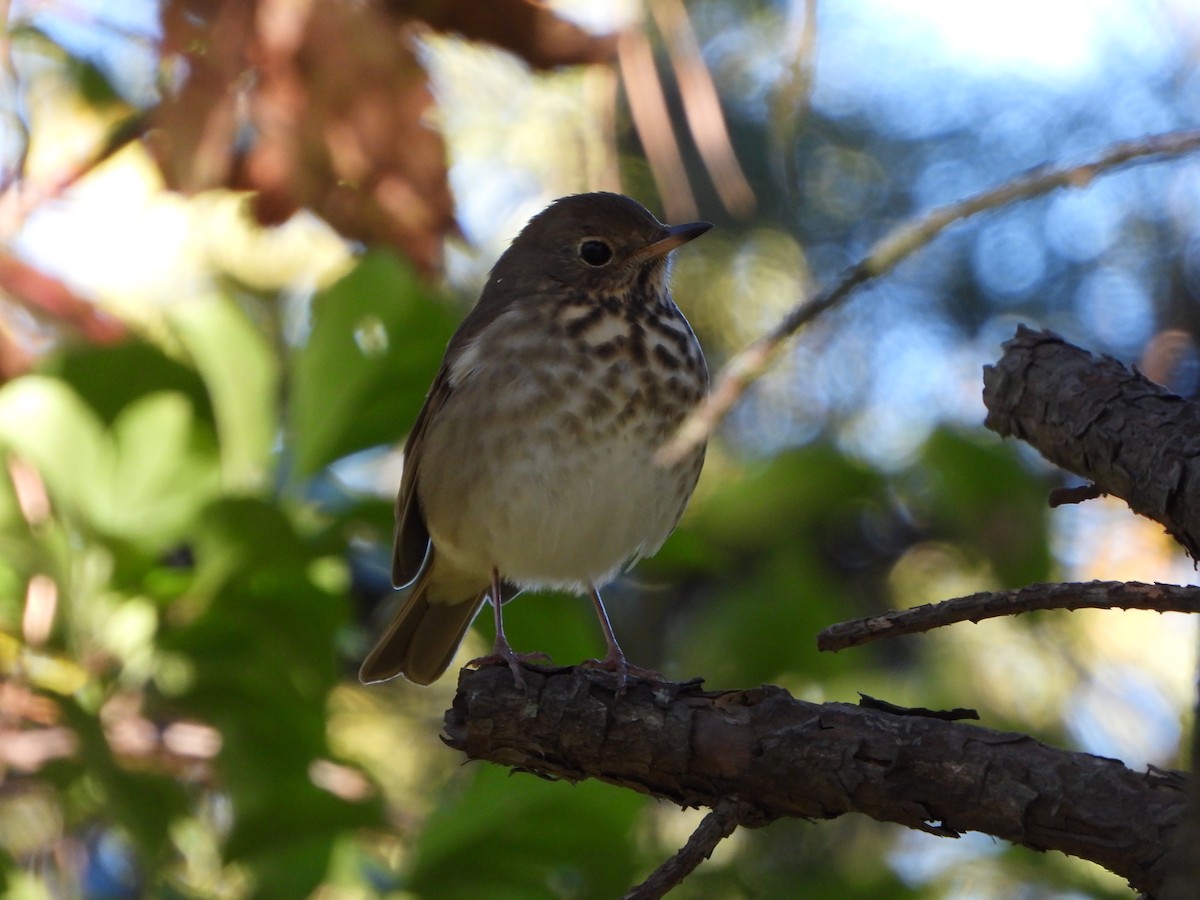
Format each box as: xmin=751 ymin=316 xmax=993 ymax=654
xmin=0 ymin=377 xmax=220 ymax=549
xmin=169 ymin=297 xmax=279 ymax=492
xmin=0 ymin=376 xmax=108 ymax=520
xmin=103 ymin=392 xmax=221 ymax=543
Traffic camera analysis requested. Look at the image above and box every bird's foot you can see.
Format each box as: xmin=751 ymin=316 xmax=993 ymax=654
xmin=579 ymin=651 xmax=663 ymax=695
xmin=467 ymin=635 xmax=550 ymax=690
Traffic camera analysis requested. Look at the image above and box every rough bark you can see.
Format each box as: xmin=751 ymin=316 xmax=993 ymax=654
xmin=818 ymin=581 xmax=1200 ymax=651
xmin=984 ymin=325 xmax=1200 ymax=899
xmin=444 ymin=665 xmax=1186 ymax=895
xmin=982 ymin=325 xmax=1200 ymax=558
xmin=442 ymin=326 xmax=1200 ymax=897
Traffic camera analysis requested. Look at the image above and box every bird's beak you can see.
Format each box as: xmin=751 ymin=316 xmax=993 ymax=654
xmin=632 ymin=221 xmax=713 ymax=262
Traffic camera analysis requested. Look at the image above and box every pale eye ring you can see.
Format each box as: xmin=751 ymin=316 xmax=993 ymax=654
xmin=579 ymin=239 xmax=613 ymax=266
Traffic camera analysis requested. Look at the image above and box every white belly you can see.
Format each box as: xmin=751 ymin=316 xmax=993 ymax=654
xmin=416 ymin=316 xmax=704 ymax=593
xmin=458 ymin=424 xmax=682 ymax=589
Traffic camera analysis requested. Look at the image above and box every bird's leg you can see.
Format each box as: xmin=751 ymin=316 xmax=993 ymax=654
xmin=580 ymin=585 xmax=662 ymax=693
xmin=466 ymin=568 xmax=548 ymax=689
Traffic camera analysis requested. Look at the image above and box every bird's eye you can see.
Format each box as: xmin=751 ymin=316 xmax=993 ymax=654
xmin=579 ymin=239 xmax=613 ymax=266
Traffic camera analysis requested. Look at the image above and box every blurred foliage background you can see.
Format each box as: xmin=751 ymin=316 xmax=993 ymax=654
xmin=0 ymin=0 xmax=1198 ymax=898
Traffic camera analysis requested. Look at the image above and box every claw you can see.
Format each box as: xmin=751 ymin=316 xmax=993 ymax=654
xmin=468 ymin=636 xmax=550 ymax=690
xmin=579 ymin=648 xmax=664 ymax=695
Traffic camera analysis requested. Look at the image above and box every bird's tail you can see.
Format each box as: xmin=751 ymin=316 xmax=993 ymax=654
xmin=359 ymin=567 xmax=487 ymax=685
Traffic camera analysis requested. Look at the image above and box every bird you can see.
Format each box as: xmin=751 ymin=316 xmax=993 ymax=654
xmin=359 ymin=192 xmax=711 ymax=689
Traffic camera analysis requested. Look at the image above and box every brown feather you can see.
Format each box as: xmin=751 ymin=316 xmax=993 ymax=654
xmin=391 ymin=372 xmax=444 ymax=588
xmin=359 ymin=562 xmax=487 ymax=685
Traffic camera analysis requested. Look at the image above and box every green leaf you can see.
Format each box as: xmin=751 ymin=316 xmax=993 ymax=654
xmin=160 ymin=498 xmax=381 ymax=895
xmin=102 ymin=392 xmax=221 ymax=544
xmin=0 ymin=376 xmax=108 ymax=519
xmin=662 ymin=446 xmax=893 ymax=685
xmin=288 ymin=251 xmax=458 ymax=478
xmin=409 ymin=766 xmax=643 ymax=899
xmin=0 ymin=378 xmax=220 ymax=549
xmin=226 ymin=789 xmax=379 ymax=900
xmin=43 ymin=339 xmax=216 ymax=430
xmin=170 ymin=297 xmax=278 ymax=492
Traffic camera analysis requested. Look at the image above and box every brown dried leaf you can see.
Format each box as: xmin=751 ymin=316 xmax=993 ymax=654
xmin=390 ymin=0 xmax=619 ymax=69
xmin=151 ymin=0 xmax=256 ymax=192
xmin=150 ymin=0 xmax=616 ymax=273
xmin=152 ymin=0 xmax=452 ymax=272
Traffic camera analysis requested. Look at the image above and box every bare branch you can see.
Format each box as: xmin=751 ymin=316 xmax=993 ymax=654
xmin=981 ymin=324 xmax=1200 ymax=900
xmin=618 ymin=29 xmax=698 ymax=224
xmin=818 ymin=581 xmax=1200 ymax=652
xmin=445 ymin=664 xmax=1186 ymax=896
xmin=651 ymin=0 xmax=756 ymax=218
xmin=983 ymin=325 xmax=1200 ymax=559
xmin=0 ymin=252 xmax=129 ymax=344
xmin=622 ymin=801 xmax=742 ymax=900
xmin=659 ymin=129 xmax=1200 ymax=465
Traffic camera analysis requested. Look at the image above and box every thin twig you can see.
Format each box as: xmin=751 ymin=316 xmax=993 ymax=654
xmin=651 ymin=0 xmax=756 ymax=217
xmin=0 ymin=251 xmax=128 ymax=343
xmin=622 ymin=802 xmax=742 ymax=900
xmin=658 ymin=129 xmax=1200 ymax=464
xmin=618 ymin=28 xmax=698 ymax=223
xmin=817 ymin=581 xmax=1200 ymax=652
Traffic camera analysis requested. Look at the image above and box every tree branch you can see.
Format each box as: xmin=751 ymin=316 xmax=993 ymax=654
xmin=983 ymin=325 xmax=1200 ymax=900
xmin=622 ymin=801 xmax=742 ymax=900
xmin=659 ymin=129 xmax=1200 ymax=465
xmin=444 ymin=664 xmax=1186 ymax=896
xmin=445 ymin=326 xmax=1200 ymax=897
xmin=817 ymin=581 xmax=1200 ymax=652
xmin=983 ymin=325 xmax=1200 ymax=559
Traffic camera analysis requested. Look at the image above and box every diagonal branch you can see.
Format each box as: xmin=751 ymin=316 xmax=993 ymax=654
xmin=650 ymin=0 xmax=756 ymax=218
xmin=818 ymin=581 xmax=1200 ymax=652
xmin=982 ymin=325 xmax=1200 ymax=559
xmin=983 ymin=324 xmax=1200 ymax=900
xmin=445 ymin=665 xmax=1186 ymax=896
xmin=618 ymin=28 xmax=699 ymax=224
xmin=622 ymin=801 xmax=743 ymax=900
xmin=659 ymin=129 xmax=1200 ymax=465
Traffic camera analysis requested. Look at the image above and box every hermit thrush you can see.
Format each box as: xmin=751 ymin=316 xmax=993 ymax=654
xmin=359 ymin=192 xmax=710 ymax=688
